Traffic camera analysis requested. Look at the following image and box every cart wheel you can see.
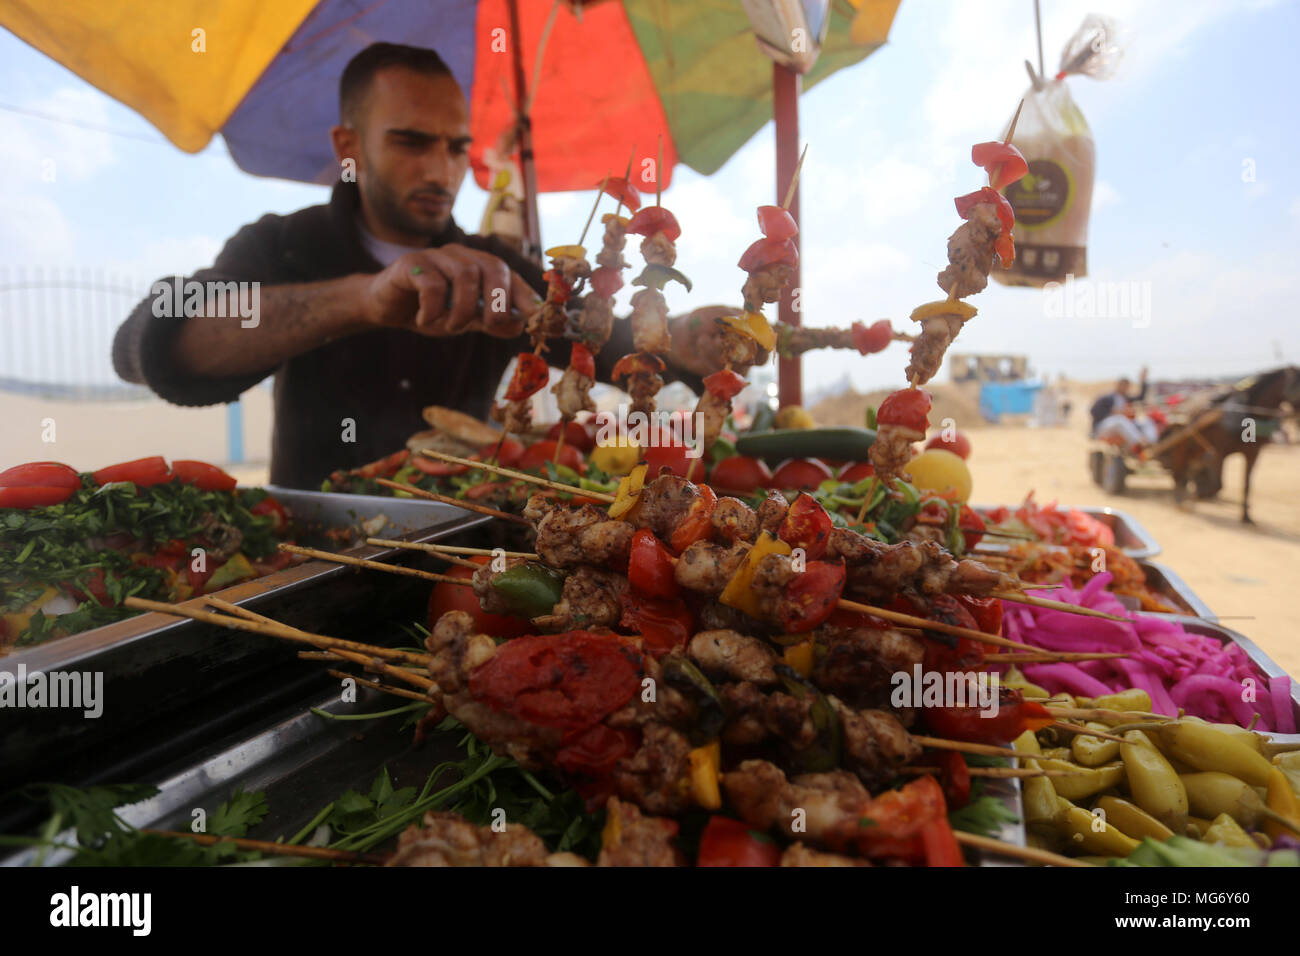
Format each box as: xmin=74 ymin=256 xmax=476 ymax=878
xmin=1088 ymin=450 xmax=1105 ymax=486
xmin=1101 ymin=455 xmax=1127 ymax=494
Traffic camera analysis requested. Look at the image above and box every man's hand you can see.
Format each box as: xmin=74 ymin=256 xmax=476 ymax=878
xmin=669 ymin=305 xmax=769 ymax=378
xmin=363 ymin=245 xmax=539 ymax=338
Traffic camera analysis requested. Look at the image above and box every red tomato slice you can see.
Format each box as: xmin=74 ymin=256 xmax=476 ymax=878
xmin=876 ymin=388 xmax=932 ymax=433
xmin=708 ymin=455 xmax=772 ymax=494
xmin=599 ymin=176 xmax=641 ymax=212
xmin=668 ymin=485 xmax=716 ymax=553
xmin=776 ymin=559 xmax=845 ymax=632
xmin=838 ymin=462 xmax=876 ymax=484
xmin=925 ymin=431 xmax=971 ymax=459
xmin=769 ymin=458 xmax=832 ymax=491
xmin=611 ymin=351 xmax=666 ymax=381
xmin=755 ymin=205 xmax=799 ymax=241
xmin=737 ymin=236 xmax=798 ymax=272
xmin=546 ymin=419 xmax=596 ymax=453
xmin=955 ymin=186 xmax=1015 ymax=234
xmin=851 ymin=319 xmax=893 ymax=355
xmin=641 ymin=442 xmax=693 ymax=480
xmin=518 ymin=440 xmax=585 ymax=473
xmin=619 ymin=590 xmax=694 ymax=656
xmin=916 ymin=750 xmax=972 ymax=811
xmin=0 ymin=461 xmax=81 ymax=490
xmin=629 ymin=529 xmax=679 ymax=599
xmin=971 ymin=141 xmax=1028 ymax=190
xmin=703 ymin=368 xmax=747 ymax=400
xmin=92 ymin=456 xmax=172 ymax=487
xmin=427 ymin=557 xmax=530 ymax=639
xmin=504 ymin=353 xmax=552 ymax=402
xmin=958 ymin=504 xmax=985 ymax=551
xmin=778 ymin=493 xmax=833 ymax=560
xmin=626 ymin=206 xmax=680 ymax=241
xmin=171 ymin=460 xmax=238 ymax=492
xmin=697 ymin=816 xmax=782 ymax=867
xmin=412 ymin=456 xmax=469 ymax=477
xmin=250 ymin=495 xmax=289 ymax=534
xmin=556 ymin=724 xmax=639 ymax=777
xmin=477 ymin=437 xmax=525 ymax=468
xmin=0 ymin=486 xmax=77 ymax=508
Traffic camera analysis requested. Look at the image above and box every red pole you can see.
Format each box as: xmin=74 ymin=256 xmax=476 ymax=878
xmin=773 ymin=62 xmax=802 ymax=409
xmin=507 ymin=0 xmax=542 ymax=260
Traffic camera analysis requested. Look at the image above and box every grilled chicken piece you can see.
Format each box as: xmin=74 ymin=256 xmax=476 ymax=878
xmin=630 ymin=287 xmax=672 ymax=353
xmin=937 ymin=202 xmax=1000 ymax=299
xmin=756 ymin=491 xmax=789 ymax=536
xmin=531 ymin=565 xmax=627 ymax=631
xmin=719 ymin=681 xmax=771 ymax=746
xmin=609 ymin=723 xmax=694 ymax=816
xmin=867 ymin=422 xmax=922 ymax=484
xmin=596 ymin=216 xmax=629 ymax=270
xmin=597 ymin=797 xmax=684 ymax=867
xmin=812 ymin=626 xmax=925 ymax=711
xmin=687 ymin=629 xmax=779 ymax=686
xmin=905 ymin=313 xmax=966 ymax=386
xmin=673 ymin=540 xmax=748 ymax=595
xmin=387 ymin=812 xmax=555 ymax=867
xmin=578 ymin=293 xmax=616 ymax=348
xmin=630 ymin=475 xmax=705 ymax=541
xmin=553 ymin=367 xmax=596 ymax=419
xmin=491 ymin=398 xmax=532 ymax=436
xmin=639 ymin=232 xmax=676 ymax=268
xmin=742 ymin=264 xmax=794 ymax=311
xmin=626 ymin=370 xmax=664 ymax=418
xmin=693 ymin=389 xmax=730 ymax=456
xmin=534 ymin=500 xmax=634 ymax=568
xmin=830 ymin=698 xmax=922 ymax=786
xmin=711 ymin=497 xmax=758 ymax=542
xmin=723 ymin=759 xmax=870 ymax=849
xmin=781 ymin=843 xmax=871 ymax=867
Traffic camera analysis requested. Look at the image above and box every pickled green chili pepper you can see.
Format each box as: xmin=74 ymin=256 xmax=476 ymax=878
xmin=489 ymin=563 xmax=565 ymax=618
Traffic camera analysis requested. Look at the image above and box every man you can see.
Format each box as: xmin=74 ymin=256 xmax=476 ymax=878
xmin=1089 ymin=368 xmax=1148 ymax=435
xmin=113 ymin=43 xmax=732 ymax=487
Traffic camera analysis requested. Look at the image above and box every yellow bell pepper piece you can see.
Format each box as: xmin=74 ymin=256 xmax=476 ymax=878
xmin=2 ymin=586 xmax=57 ymax=639
xmin=719 ymin=532 xmax=792 ymax=619
xmin=590 ymin=438 xmax=640 ymax=477
xmin=721 ymin=311 xmax=777 ymax=353
xmin=910 ymin=300 xmax=977 ymax=323
xmin=783 ymin=640 xmax=815 ymax=678
xmin=687 ymin=741 xmax=722 ymax=810
xmin=607 ymin=463 xmax=648 ymax=519
xmin=545 ymin=244 xmax=587 ymax=260
xmin=600 ymin=213 xmax=630 ymax=226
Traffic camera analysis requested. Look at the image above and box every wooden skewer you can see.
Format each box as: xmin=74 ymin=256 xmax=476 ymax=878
xmin=325 ymin=669 xmax=432 ymax=703
xmin=124 ymin=597 xmax=434 ymax=692
xmin=837 ymin=599 xmax=1039 ymax=652
xmin=1048 ymin=722 xmax=1129 ymax=744
xmin=364 ymin=538 xmax=482 ymax=568
xmin=954 ymin=831 xmax=1092 ymax=868
xmin=992 ymin=591 xmax=1126 ymax=622
xmin=656 ymin=134 xmax=663 ymax=205
xmin=1003 ymin=98 xmax=1025 ymax=145
xmin=984 ymin=652 xmax=1128 ymax=663
xmin=910 ymin=735 xmax=1027 ymax=760
xmin=140 ymin=829 xmax=385 ymax=865
xmin=277 ymin=543 xmax=456 ymax=584
xmin=374 ymin=478 xmax=531 ymax=524
xmin=378 ymin=541 xmax=535 ymax=561
xmin=577 ymin=170 xmax=610 ymax=247
xmin=900 ymin=766 xmax=1085 ymax=780
xmin=781 ymin=143 xmax=809 ymax=210
xmin=417 ymin=449 xmax=616 ymax=504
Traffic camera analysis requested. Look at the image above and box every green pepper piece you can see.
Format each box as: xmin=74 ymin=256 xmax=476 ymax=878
xmin=489 ymin=563 xmax=566 ymax=618
xmin=661 ymin=656 xmax=725 ymax=746
xmin=777 ymin=666 xmax=842 ymax=773
xmin=632 ymin=263 xmax=693 ymax=292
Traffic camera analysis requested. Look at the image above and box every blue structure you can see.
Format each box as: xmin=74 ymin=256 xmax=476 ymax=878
xmin=979 ymin=382 xmax=1043 ymax=423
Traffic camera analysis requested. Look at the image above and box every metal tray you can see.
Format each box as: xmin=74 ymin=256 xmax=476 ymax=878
xmin=0 ymin=489 xmax=487 ymax=794
xmin=974 ymin=505 xmax=1161 ymax=560
xmin=1137 ymin=561 xmax=1214 ymax=618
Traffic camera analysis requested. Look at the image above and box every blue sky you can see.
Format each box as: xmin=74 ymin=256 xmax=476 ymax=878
xmin=1 ymin=0 xmax=1297 ymax=395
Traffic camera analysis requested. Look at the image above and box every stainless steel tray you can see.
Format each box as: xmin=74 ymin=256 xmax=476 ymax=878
xmin=1137 ymin=561 xmax=1214 ymax=618
xmin=974 ymin=505 xmax=1161 ymax=560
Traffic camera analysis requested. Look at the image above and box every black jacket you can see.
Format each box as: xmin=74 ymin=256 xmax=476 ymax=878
xmin=113 ymin=181 xmax=643 ymax=488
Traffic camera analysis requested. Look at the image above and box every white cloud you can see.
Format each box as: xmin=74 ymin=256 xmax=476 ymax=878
xmin=0 ymin=87 xmax=117 ymax=186
xmin=1093 ymin=180 xmax=1121 ymax=208
xmin=0 ymin=192 xmax=74 ymax=262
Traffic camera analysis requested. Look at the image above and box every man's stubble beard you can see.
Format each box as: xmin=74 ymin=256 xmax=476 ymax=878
xmin=361 ymin=169 xmax=448 ymax=241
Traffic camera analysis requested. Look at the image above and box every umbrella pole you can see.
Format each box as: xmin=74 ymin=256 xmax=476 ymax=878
xmin=774 ymin=62 xmax=803 ymax=408
xmin=507 ymin=0 xmax=542 ymax=260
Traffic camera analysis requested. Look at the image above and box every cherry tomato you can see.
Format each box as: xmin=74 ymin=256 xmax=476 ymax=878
xmin=588 ymin=265 xmax=623 ymax=298
xmin=925 ymin=431 xmax=971 ymax=459
xmin=0 ymin=486 xmax=77 ymax=508
xmin=427 ymin=557 xmax=531 ymax=639
xmin=468 ymin=631 xmax=643 ymax=731
xmin=598 ymin=176 xmax=641 ymax=212
xmin=626 ymin=206 xmax=681 ymax=241
xmin=171 ymin=460 xmax=238 ymax=492
xmin=778 ymin=493 xmax=833 ymax=560
xmin=838 ymin=462 xmax=876 ymax=484
xmin=478 ymin=437 xmax=526 ymax=468
xmin=504 ymin=353 xmax=552 ymax=402
xmin=709 ymin=455 xmax=772 ymax=494
xmin=641 ymin=442 xmax=694 ymax=480
xmin=776 ymin=559 xmax=845 ymax=632
xmin=568 ymin=343 xmax=596 ymax=380
xmin=955 ymin=593 xmax=1002 ymax=637
xmin=851 ymin=319 xmax=893 ymax=355
xmin=876 ymin=388 xmax=932 ymax=433
xmin=92 ymin=456 xmax=171 ymax=487
xmin=669 ymin=485 xmax=716 ymax=553
xmin=0 ymin=461 xmax=81 ymax=490
xmin=925 ymin=686 xmax=1052 ymax=745
xmin=629 ymin=529 xmax=679 ymax=599
xmin=958 ymin=504 xmax=985 ymax=552
xmin=697 ymin=816 xmax=781 ymax=867
xmin=619 ymin=591 xmax=694 ymax=656
xmin=769 ymin=458 xmax=832 ymax=491
xmin=755 ymin=205 xmax=799 ymax=241
xmin=703 ymin=368 xmax=747 ymax=401
xmin=916 ymin=750 xmax=972 ymax=810
xmin=250 ymin=495 xmax=289 ymax=534
xmin=737 ymin=236 xmax=798 ymax=272
xmin=546 ymin=420 xmax=596 ymax=453
xmin=517 ymin=440 xmax=585 ymax=473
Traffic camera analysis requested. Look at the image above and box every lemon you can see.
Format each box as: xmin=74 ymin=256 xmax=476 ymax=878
xmin=905 ymin=448 xmax=973 ymax=502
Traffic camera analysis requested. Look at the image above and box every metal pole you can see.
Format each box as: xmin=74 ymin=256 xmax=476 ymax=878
xmin=507 ymin=0 xmax=542 ymax=260
xmin=774 ymin=62 xmax=802 ymax=409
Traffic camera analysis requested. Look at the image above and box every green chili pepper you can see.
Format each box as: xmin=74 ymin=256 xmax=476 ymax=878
xmin=489 ymin=563 xmax=566 ymax=618
xmin=662 ymin=656 xmax=725 ymax=746
xmin=777 ymin=666 xmax=842 ymax=773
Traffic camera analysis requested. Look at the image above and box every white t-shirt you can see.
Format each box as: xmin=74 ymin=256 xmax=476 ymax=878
xmin=359 ymin=223 xmax=424 ymax=268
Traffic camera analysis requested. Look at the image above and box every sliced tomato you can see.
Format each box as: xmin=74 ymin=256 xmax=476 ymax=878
xmin=171 ymin=460 xmax=237 ymax=492
xmin=737 ymin=236 xmax=798 ymax=272
xmin=629 ymin=529 xmax=679 ymax=599
xmin=187 ymin=558 xmax=217 ymax=595
xmin=546 ymin=419 xmax=596 ymax=453
xmin=504 ymin=352 xmax=552 ymax=402
xmin=351 ymin=449 xmax=410 ymax=479
xmin=697 ymin=816 xmax=781 ymax=867
xmin=626 ymin=206 xmax=681 ymax=241
xmin=920 ymin=816 xmax=965 ymax=867
xmin=925 ymin=687 xmax=1052 ymax=745
xmin=958 ymin=504 xmax=985 ymax=551
xmin=476 ymin=437 xmax=525 ymax=468
xmin=92 ymin=456 xmax=171 ymax=487
xmin=917 ymin=750 xmax=972 ymax=811
xmin=0 ymin=486 xmax=77 ymax=508
xmin=669 ymin=485 xmax=716 ymax=553
xmin=876 ymin=388 xmax=932 ymax=433
xmin=755 ymin=205 xmax=798 ymax=241
xmin=776 ymin=559 xmax=845 ymax=633
xmin=851 ymin=319 xmax=893 ymax=355
xmin=412 ymin=456 xmax=469 ymax=477
xmin=589 ymin=265 xmax=623 ymax=299
xmin=0 ymin=461 xmax=81 ymax=490
xmin=620 ymin=590 xmax=694 ymax=656
xmin=427 ymin=557 xmax=531 ymax=639
xmin=778 ymin=493 xmax=833 ymax=560
xmin=556 ymin=724 xmax=639 ymax=777
xmin=769 ymin=458 xmax=832 ymax=491
xmin=250 ymin=495 xmax=289 ymax=534
xmin=703 ymin=368 xmax=747 ymax=400
xmin=709 ymin=455 xmax=771 ymax=494
xmin=517 ymin=440 xmax=585 ymax=473
xmin=955 ymin=593 xmax=1002 ymax=638
xmin=465 ymin=481 xmax=514 ymax=501
xmin=611 ymin=351 xmax=666 ymax=381
xmin=468 ymin=631 xmax=643 ymax=732
xmin=971 ymin=141 xmax=1028 ymax=191
xmin=838 ymin=462 xmax=876 ymax=484
xmin=568 ymin=343 xmax=596 ymax=380
xmin=856 ymin=773 xmax=949 ymax=864
xmin=641 ymin=442 xmax=693 ymax=480
xmin=598 ymin=176 xmax=641 ymax=212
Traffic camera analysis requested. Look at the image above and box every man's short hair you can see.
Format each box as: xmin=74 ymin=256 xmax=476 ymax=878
xmin=339 ymin=43 xmax=454 ymax=123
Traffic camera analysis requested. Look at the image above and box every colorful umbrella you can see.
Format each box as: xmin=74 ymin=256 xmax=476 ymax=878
xmin=1 ymin=0 xmax=895 ymax=191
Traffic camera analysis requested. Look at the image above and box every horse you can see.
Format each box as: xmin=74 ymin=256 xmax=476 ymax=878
xmin=1157 ymin=365 xmax=1300 ymax=524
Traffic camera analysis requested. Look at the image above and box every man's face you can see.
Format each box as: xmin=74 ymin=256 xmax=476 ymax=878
xmin=341 ymin=68 xmax=471 ymax=242
xmin=1116 ymin=379 xmax=1131 ymax=398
